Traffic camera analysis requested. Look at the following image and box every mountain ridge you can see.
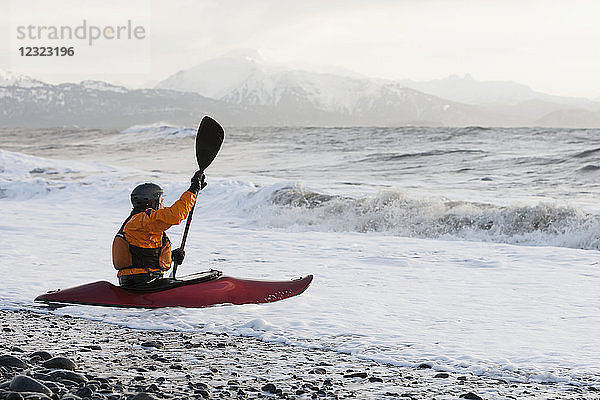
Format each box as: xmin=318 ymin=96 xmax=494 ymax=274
xmin=1 ymin=54 xmax=600 ymax=128
xmin=154 ymin=52 xmax=600 ymax=127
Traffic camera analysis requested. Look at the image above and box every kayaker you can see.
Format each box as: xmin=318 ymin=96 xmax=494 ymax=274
xmin=111 ymin=171 xmax=206 ymax=287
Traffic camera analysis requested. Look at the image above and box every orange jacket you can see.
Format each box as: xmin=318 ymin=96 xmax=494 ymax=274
xmin=112 ymin=190 xmax=197 ymax=277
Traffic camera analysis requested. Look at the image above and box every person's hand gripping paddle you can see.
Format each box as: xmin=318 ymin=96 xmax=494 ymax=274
xmin=170 ymin=116 xmax=224 ymax=279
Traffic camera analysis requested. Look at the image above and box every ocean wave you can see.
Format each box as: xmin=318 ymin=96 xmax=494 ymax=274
xmin=580 ymin=164 xmax=600 ymax=172
xmin=0 ymin=149 xmax=131 ymax=201
xmin=121 ymin=123 xmax=195 ymax=139
xmin=358 ymin=149 xmax=485 ymax=163
xmin=462 ymin=126 xmax=493 ymax=132
xmin=3 ymin=148 xmax=599 ymax=252
xmin=573 ymin=147 xmax=600 ymax=159
xmin=234 ymin=184 xmax=600 ymax=250
xmin=0 ymin=150 xmax=82 ymax=199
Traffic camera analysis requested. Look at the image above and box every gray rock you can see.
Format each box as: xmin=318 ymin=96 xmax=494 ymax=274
xmin=130 ymin=393 xmax=159 ymax=400
xmin=42 ymin=357 xmax=77 ymax=370
xmin=31 ymin=373 xmax=51 ymax=382
xmin=42 ymin=381 xmax=65 ymax=395
xmin=0 ymin=355 xmax=28 ymax=369
xmin=75 ymin=386 xmax=94 ymax=398
xmin=29 ymin=352 xmax=53 ymax=362
xmin=460 ymin=393 xmax=484 ymax=400
xmin=48 ymin=370 xmax=88 ymax=384
xmin=145 ymin=383 xmax=159 ymax=393
xmin=140 ymin=341 xmax=163 ymax=349
xmin=19 ymin=394 xmax=52 ymax=400
xmin=261 ymin=383 xmax=280 ymax=394
xmin=6 ymin=392 xmax=25 ymax=400
xmin=85 ymin=383 xmax=99 ymax=392
xmin=309 ymin=367 xmax=326 ymax=375
xmin=434 ymin=373 xmax=450 ymax=378
xmin=9 ymin=375 xmax=53 ymax=397
xmin=343 ymin=372 xmax=367 ymax=379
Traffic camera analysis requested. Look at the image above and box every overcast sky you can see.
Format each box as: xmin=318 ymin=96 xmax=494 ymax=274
xmin=1 ymin=0 xmax=599 ymax=98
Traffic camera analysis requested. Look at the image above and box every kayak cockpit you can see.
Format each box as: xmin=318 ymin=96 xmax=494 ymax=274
xmin=121 ymin=269 xmax=223 ymax=293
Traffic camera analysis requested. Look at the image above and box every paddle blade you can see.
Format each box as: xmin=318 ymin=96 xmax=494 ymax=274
xmin=196 ymin=116 xmax=224 ymax=171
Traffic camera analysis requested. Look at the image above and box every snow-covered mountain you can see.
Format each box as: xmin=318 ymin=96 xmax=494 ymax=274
xmin=156 ymin=51 xmax=496 ymax=126
xmin=0 ymin=74 xmax=483 ymax=127
xmin=0 ymin=78 xmax=242 ymax=128
xmin=401 ymin=74 xmax=544 ymax=106
xmin=3 ymin=53 xmax=600 ymax=127
xmin=225 ymin=71 xmax=487 ymax=125
xmin=78 ymin=80 xmax=129 ymax=93
xmin=156 ymin=51 xmax=600 ymax=127
xmin=155 ymin=49 xmax=279 ymax=99
xmin=0 ymin=71 xmax=469 ymax=128
xmin=399 ymin=74 xmax=600 ymax=110
xmin=0 ymin=69 xmax=46 ymax=88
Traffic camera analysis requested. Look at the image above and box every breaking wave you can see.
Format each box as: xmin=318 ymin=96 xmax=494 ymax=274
xmin=0 ymin=149 xmax=133 ymax=201
xmin=239 ymin=184 xmax=600 ymax=250
xmin=0 ymin=149 xmax=85 ymax=199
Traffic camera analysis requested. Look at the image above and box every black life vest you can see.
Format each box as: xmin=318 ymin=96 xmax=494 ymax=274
xmin=112 ymin=209 xmax=171 ymax=273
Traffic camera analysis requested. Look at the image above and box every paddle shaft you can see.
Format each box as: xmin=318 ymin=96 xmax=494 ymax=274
xmin=180 ymin=203 xmax=196 ymax=250
xmin=171 ymin=200 xmax=196 ymax=278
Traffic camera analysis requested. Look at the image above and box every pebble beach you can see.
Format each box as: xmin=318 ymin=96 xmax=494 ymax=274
xmin=0 ymin=310 xmax=596 ymax=400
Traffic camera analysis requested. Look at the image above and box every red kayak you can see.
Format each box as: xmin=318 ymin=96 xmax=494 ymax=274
xmin=35 ymin=270 xmax=313 ymax=308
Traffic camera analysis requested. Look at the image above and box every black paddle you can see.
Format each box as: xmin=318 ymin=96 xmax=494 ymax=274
xmin=170 ymin=116 xmax=224 ymax=279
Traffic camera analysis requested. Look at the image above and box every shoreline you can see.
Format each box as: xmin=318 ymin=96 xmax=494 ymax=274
xmin=0 ymin=309 xmax=596 ymax=400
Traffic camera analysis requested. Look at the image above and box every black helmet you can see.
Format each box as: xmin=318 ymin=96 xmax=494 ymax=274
xmin=131 ymin=183 xmax=163 ymax=210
